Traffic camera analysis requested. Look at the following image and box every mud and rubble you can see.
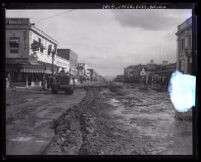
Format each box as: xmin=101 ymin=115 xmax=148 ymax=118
xmin=6 ymin=88 xmax=86 ymax=155
xmin=45 ymin=84 xmax=192 ymax=155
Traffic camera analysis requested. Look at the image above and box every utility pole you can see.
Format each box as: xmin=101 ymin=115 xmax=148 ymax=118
xmin=52 ymin=44 xmax=57 ymax=84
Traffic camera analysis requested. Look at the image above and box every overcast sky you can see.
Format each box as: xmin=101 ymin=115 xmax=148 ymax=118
xmin=6 ymin=9 xmax=191 ymax=80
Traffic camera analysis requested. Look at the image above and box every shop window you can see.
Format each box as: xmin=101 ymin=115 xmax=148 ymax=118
xmin=10 ymin=49 xmax=18 ymax=53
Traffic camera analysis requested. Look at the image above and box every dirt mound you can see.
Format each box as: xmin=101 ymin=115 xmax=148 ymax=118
xmin=44 ymin=88 xmax=100 ymax=154
xmin=45 ymin=88 xmax=137 ymax=155
xmin=45 ymin=85 xmax=192 ymax=155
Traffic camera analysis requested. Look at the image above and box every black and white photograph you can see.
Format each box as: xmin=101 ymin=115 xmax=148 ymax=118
xmin=5 ymin=3 xmax=195 ymax=156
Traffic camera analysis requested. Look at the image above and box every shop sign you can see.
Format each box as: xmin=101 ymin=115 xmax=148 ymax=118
xmin=6 ymin=18 xmax=30 ymax=25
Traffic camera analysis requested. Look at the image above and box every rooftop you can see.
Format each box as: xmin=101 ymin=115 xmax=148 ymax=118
xmin=176 ymin=16 xmax=192 ymax=35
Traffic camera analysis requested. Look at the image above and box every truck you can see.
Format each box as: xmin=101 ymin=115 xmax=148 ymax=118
xmin=51 ymin=73 xmax=74 ymax=94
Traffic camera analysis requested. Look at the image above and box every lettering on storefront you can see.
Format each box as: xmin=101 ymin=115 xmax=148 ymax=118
xmin=6 ymin=18 xmax=30 ymax=25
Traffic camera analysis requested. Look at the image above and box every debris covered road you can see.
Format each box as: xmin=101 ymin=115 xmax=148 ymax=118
xmin=45 ymin=84 xmax=192 ymax=155
xmin=6 ymin=83 xmax=192 ymax=155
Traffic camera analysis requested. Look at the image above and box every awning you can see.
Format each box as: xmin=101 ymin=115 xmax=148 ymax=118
xmin=19 ymin=64 xmax=45 ymax=73
xmin=38 ymin=61 xmax=59 ymax=74
xmin=20 ymin=68 xmax=44 ymax=73
xmin=6 ymin=66 xmax=20 ymax=73
xmin=6 ymin=61 xmax=59 ymax=74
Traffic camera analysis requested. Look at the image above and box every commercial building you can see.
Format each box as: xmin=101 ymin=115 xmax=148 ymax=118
xmin=55 ymin=55 xmax=70 ymax=73
xmin=76 ymin=63 xmax=88 ymax=83
xmin=175 ymin=17 xmax=192 ymax=74
xmin=123 ymin=60 xmax=175 ymax=89
xmin=114 ymin=75 xmax=124 ymax=82
xmin=87 ymin=68 xmax=96 ymax=81
xmin=6 ymin=18 xmax=59 ymax=87
xmin=124 ymin=64 xmax=144 ymax=83
xmin=57 ymin=49 xmax=78 ymax=76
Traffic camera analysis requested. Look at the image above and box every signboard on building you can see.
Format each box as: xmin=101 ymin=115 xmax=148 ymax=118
xmin=6 ymin=18 xmax=30 ymax=25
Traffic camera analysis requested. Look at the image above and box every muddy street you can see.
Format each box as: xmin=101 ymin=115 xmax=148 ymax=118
xmin=45 ymin=83 xmax=192 ymax=155
xmin=6 ymin=87 xmax=86 ymax=155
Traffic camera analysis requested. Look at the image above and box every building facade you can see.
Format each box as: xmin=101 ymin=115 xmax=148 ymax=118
xmin=175 ymin=17 xmax=192 ymax=74
xmin=76 ymin=63 xmax=88 ymax=83
xmin=57 ymin=49 xmax=78 ymax=76
xmin=123 ymin=60 xmax=175 ymax=89
xmin=6 ymin=18 xmax=59 ymax=87
xmin=124 ymin=65 xmax=144 ymax=83
xmin=87 ymin=68 xmax=96 ymax=81
xmin=55 ymin=56 xmax=70 ymax=73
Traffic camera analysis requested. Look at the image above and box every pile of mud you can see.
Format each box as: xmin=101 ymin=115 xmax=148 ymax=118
xmin=45 ymin=87 xmax=141 ymax=155
xmin=44 ymin=85 xmax=192 ymax=155
xmin=44 ymin=88 xmax=100 ymax=154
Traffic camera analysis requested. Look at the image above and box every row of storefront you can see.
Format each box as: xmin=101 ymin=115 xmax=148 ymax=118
xmin=6 ymin=18 xmax=78 ymax=88
xmin=122 ymin=61 xmax=176 ymax=90
xmin=6 ymin=17 xmax=105 ymax=88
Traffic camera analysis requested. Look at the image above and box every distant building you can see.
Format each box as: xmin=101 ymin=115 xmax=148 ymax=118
xmin=76 ymin=63 xmax=88 ymax=83
xmin=175 ymin=16 xmax=192 ymax=74
xmin=155 ymin=63 xmax=176 ymax=86
xmin=6 ymin=18 xmax=58 ymax=87
xmin=124 ymin=64 xmax=144 ymax=83
xmin=114 ymin=75 xmax=124 ymax=82
xmin=57 ymin=49 xmax=78 ymax=76
xmin=55 ymin=55 xmax=70 ymax=73
xmin=123 ymin=60 xmax=175 ymax=88
xmin=162 ymin=61 xmax=168 ymax=65
xmin=87 ymin=68 xmax=95 ymax=81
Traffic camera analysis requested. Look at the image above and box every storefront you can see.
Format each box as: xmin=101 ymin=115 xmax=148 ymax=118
xmin=6 ymin=62 xmax=58 ymax=87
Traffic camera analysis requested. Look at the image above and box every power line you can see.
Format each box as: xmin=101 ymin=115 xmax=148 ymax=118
xmin=35 ymin=10 xmax=73 ymax=23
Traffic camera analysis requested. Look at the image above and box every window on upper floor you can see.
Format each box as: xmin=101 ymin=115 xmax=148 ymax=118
xmin=10 ymin=49 xmax=18 ymax=53
xmin=181 ymin=38 xmax=185 ymax=52
xmin=9 ymin=37 xmax=20 ymax=48
xmin=188 ymin=35 xmax=192 ymax=49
